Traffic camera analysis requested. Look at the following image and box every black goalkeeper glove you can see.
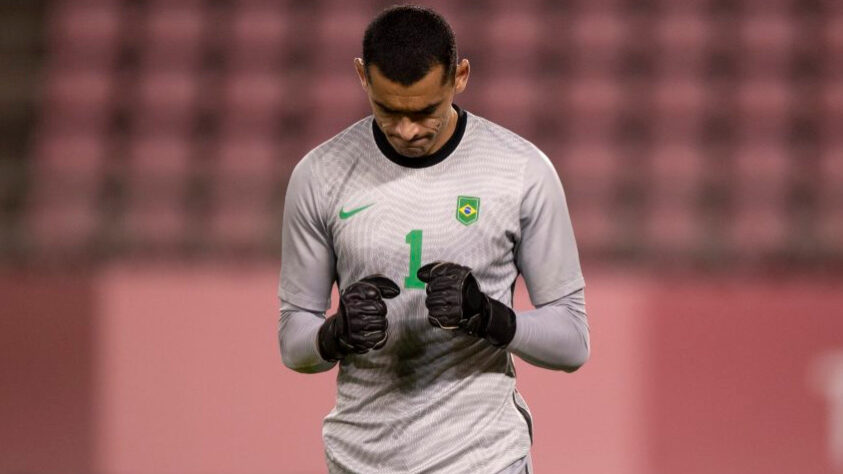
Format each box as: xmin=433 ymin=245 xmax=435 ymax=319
xmin=417 ymin=262 xmax=516 ymax=347
xmin=317 ymin=275 xmax=401 ymax=362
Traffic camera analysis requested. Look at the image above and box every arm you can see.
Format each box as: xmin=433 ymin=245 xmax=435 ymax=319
xmin=279 ymin=157 xmax=401 ymax=372
xmin=277 ymin=157 xmax=336 ymax=372
xmin=417 ymin=263 xmax=589 ymax=372
xmin=280 ymin=275 xmax=401 ymax=372
xmin=508 ymin=288 xmax=589 ymax=372
xmin=513 ymin=148 xmax=589 ymax=371
xmin=416 ymin=152 xmax=589 ymax=370
xmin=415 ymin=150 xmax=589 ymax=370
xmin=279 ymin=301 xmax=336 ymax=373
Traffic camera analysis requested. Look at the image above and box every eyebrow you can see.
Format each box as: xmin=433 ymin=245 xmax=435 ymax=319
xmin=373 ymin=100 xmax=442 ymax=116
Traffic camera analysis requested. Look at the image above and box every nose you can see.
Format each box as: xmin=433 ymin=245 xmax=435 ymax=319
xmin=392 ymin=116 xmax=420 ymax=142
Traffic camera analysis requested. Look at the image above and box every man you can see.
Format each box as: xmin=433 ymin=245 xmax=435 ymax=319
xmin=279 ymin=6 xmax=588 ymax=473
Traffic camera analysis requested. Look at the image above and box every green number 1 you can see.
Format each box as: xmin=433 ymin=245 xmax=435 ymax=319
xmin=404 ymin=229 xmax=425 ymax=289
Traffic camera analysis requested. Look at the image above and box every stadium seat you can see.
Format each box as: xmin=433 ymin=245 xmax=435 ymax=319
xmin=127 ymin=133 xmax=192 ymax=181
xmin=142 ymin=2 xmax=205 ymax=68
xmin=819 ymin=215 xmax=843 ymax=253
xmin=229 ymin=3 xmax=288 ymax=48
xmin=28 ymin=125 xmax=104 ymax=253
xmin=225 ymin=3 xmax=289 ymax=71
xmin=215 ymin=133 xmax=278 ymax=179
xmin=821 ymin=83 xmax=843 ymax=144
xmin=650 ymin=145 xmax=704 ymax=191
xmin=558 ymin=143 xmax=619 ymax=199
xmin=485 ymin=11 xmax=541 ymax=71
xmin=209 ymin=204 xmax=270 ymax=250
xmin=646 ymin=145 xmax=704 ymax=252
xmin=730 ymin=144 xmax=790 ymax=253
xmin=735 ymin=79 xmax=790 ymax=140
xmin=25 ymin=0 xmax=831 ymax=264
xmin=33 ymin=131 xmax=106 ymax=181
xmin=568 ymin=199 xmax=615 ymax=254
xmin=565 ymin=79 xmax=622 ymax=142
xmin=647 ymin=199 xmax=701 ymax=253
xmin=652 ymin=79 xmax=705 ymax=142
xmin=818 ymin=148 xmax=843 ymax=220
xmin=474 ymin=76 xmax=538 ymax=137
xmin=737 ymin=15 xmax=793 ymax=78
xmin=739 ymin=0 xmax=791 ymax=16
xmin=122 ymin=131 xmax=192 ymax=248
xmin=134 ymin=69 xmax=200 ymax=134
xmin=48 ymin=2 xmax=120 ymax=68
xmin=482 ymin=0 xmax=545 ymax=11
xmin=568 ymin=12 xmax=625 ymax=77
xmin=312 ymin=7 xmax=369 ymax=74
xmin=42 ymin=69 xmax=113 ymax=132
xmin=817 ymin=157 xmax=843 ymax=251
xmin=220 ymin=71 xmax=286 ymax=133
xmin=308 ymin=75 xmax=369 ymax=137
xmin=827 ymin=16 xmax=843 ymax=60
xmin=210 ymin=178 xmax=273 ymax=248
xmin=733 ymin=144 xmax=791 ymax=196
xmin=655 ymin=14 xmax=707 ymax=77
xmin=731 ymin=200 xmax=788 ymax=254
xmin=121 ymin=200 xmax=188 ymax=247
xmin=28 ymin=195 xmax=99 ymax=254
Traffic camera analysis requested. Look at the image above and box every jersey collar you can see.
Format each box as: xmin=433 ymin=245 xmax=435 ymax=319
xmin=372 ymin=105 xmax=467 ymax=169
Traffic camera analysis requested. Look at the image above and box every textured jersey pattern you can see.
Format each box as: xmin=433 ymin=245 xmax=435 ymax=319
xmin=281 ymin=112 xmax=576 ymax=473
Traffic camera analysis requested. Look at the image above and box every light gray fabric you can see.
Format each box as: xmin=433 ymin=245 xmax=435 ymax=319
xmin=497 ymin=453 xmax=532 ymax=474
xmin=324 ymin=452 xmax=532 ymax=474
xmin=278 ymin=111 xmax=586 ymax=473
xmin=508 ymin=289 xmax=589 ymax=371
xmin=278 ymin=305 xmax=335 ymax=373
xmin=279 ymin=287 xmax=588 ymax=373
xmin=515 ymin=137 xmax=584 ymax=306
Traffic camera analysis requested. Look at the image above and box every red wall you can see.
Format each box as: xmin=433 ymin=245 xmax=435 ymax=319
xmin=0 ymin=273 xmax=96 ymax=474
xmin=2 ymin=266 xmax=841 ymax=473
xmin=646 ymin=276 xmax=843 ymax=474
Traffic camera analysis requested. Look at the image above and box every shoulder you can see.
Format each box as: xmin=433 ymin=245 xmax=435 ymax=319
xmin=466 ymin=111 xmax=557 ymax=181
xmin=467 ymin=112 xmax=544 ymax=156
xmin=286 ymin=117 xmax=373 ymax=213
xmin=292 ymin=116 xmax=373 ymax=181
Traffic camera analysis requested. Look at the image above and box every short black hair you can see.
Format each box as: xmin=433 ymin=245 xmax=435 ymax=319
xmin=362 ymin=5 xmax=457 ymax=86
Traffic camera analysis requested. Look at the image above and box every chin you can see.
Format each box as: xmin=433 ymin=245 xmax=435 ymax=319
xmin=390 ymin=141 xmax=429 ymax=157
xmin=400 ymin=148 xmax=428 ymax=157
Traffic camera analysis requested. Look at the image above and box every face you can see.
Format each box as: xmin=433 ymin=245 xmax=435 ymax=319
xmin=355 ymin=59 xmax=469 ymax=157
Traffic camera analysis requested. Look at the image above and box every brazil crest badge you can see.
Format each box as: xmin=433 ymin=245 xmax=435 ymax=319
xmin=456 ymin=196 xmax=480 ymax=225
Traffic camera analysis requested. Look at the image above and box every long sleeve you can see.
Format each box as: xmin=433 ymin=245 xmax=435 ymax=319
xmin=278 ymin=155 xmax=338 ymax=372
xmin=511 ymin=146 xmax=588 ymax=371
xmin=278 ymin=155 xmax=336 ymax=312
xmin=507 ymin=288 xmax=589 ymax=372
xmin=278 ymin=300 xmax=337 ymax=373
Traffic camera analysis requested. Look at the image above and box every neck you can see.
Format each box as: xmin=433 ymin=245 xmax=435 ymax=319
xmin=426 ymin=106 xmax=458 ymax=156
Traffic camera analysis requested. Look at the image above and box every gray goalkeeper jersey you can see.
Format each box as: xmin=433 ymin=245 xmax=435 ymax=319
xmin=279 ymin=108 xmax=584 ymax=473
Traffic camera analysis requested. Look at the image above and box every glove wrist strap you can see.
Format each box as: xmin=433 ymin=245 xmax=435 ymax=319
xmin=317 ymin=314 xmax=347 ymax=362
xmin=483 ymin=297 xmax=517 ymax=347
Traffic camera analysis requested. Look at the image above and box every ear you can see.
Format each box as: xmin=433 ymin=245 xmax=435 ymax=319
xmin=454 ymin=58 xmax=470 ymax=95
xmin=354 ymin=58 xmax=369 ymax=90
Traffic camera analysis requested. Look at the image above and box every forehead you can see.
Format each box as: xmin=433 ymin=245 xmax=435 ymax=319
xmin=366 ymin=64 xmax=451 ymax=111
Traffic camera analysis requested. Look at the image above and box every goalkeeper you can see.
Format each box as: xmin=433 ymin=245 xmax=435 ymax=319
xmin=278 ymin=6 xmax=588 ymax=474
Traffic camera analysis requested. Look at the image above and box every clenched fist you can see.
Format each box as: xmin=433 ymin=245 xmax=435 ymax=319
xmin=417 ymin=262 xmax=516 ymax=347
xmin=317 ymin=275 xmax=400 ymax=361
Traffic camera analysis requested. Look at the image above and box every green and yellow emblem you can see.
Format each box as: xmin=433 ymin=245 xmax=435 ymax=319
xmin=456 ymin=195 xmax=480 ymax=225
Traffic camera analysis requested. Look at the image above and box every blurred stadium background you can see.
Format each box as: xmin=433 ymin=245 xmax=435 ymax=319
xmin=1 ymin=0 xmax=842 ymax=473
